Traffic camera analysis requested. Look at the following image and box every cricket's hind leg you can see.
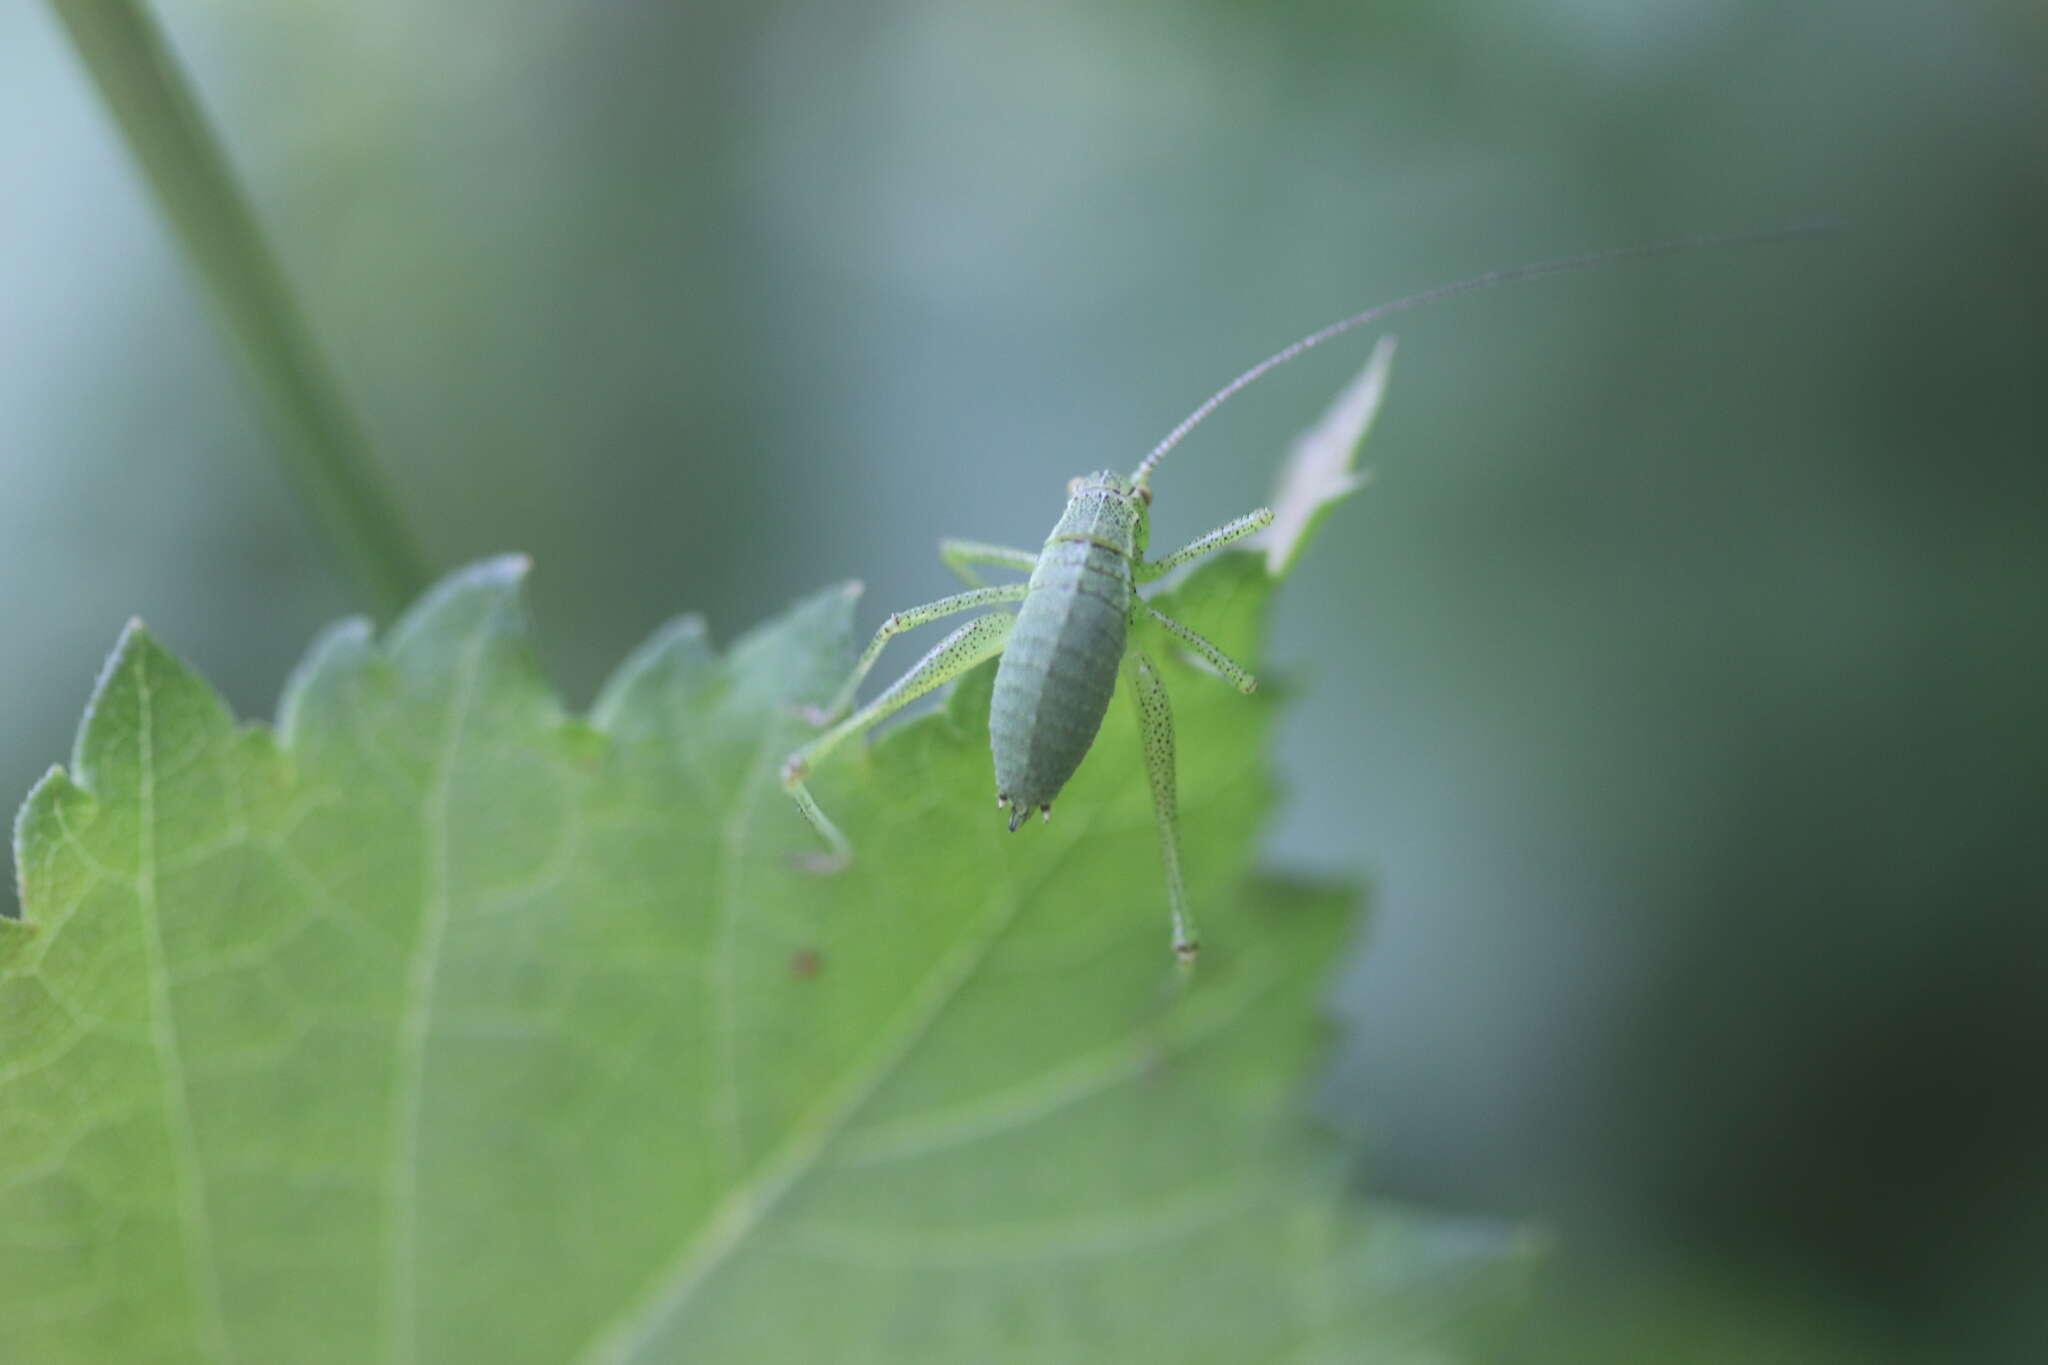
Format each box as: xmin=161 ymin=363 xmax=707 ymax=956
xmin=1123 ymin=645 xmax=1198 ymax=967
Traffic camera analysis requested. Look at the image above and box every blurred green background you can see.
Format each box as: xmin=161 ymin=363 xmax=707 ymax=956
xmin=5 ymin=0 xmax=2044 ymax=1358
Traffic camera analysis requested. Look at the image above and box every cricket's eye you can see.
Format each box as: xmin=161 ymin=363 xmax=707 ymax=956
xmin=1068 ymin=476 xmax=1085 ymax=496
xmin=1137 ymin=486 xmax=1152 ymax=506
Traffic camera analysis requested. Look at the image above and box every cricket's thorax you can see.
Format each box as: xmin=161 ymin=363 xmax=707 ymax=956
xmin=988 ymin=483 xmax=1144 ymax=820
xmin=1043 ymin=483 xmax=1145 ymax=559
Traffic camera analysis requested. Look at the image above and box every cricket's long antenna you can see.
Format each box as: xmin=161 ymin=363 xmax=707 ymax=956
xmin=1128 ymin=223 xmax=1838 ymax=488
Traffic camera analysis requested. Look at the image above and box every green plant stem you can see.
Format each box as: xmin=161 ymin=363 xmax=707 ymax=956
xmin=49 ymin=0 xmax=429 ymax=617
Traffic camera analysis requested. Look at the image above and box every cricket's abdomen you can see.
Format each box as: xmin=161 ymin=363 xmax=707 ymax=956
xmin=990 ymin=538 xmax=1131 ymax=821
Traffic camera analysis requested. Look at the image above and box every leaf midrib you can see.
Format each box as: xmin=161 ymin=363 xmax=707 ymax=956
xmin=133 ymin=641 xmax=230 ymax=1360
xmin=574 ymin=737 xmax=1110 ymax=1364
xmin=383 ymin=621 xmax=493 ymax=1365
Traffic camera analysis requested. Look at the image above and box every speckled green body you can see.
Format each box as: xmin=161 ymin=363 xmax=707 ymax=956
xmin=990 ymin=479 xmax=1147 ymax=818
xmin=782 ymin=461 xmax=1271 ymax=962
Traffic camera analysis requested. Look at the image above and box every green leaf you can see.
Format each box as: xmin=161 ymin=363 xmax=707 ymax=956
xmin=6 ymin=426 xmax=1527 ymax=1359
xmin=1253 ymin=337 xmax=1393 ymax=580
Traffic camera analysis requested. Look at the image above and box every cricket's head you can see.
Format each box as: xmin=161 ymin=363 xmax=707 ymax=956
xmin=1065 ymin=470 xmax=1151 ymax=558
xmin=1067 ymin=469 xmax=1144 ymax=499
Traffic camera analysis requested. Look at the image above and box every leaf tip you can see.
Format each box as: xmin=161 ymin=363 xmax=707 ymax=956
xmin=430 ymin=554 xmax=533 ymax=600
xmin=71 ymin=620 xmax=226 ymax=795
xmin=75 ymin=619 xmax=150 ymax=756
xmin=278 ymin=615 xmax=376 ymax=746
xmin=387 ymin=555 xmax=536 ymax=658
xmin=649 ymin=612 xmax=711 ymax=648
xmin=98 ymin=616 xmax=177 ymax=696
xmin=490 ymin=552 xmax=535 ymax=579
xmin=1258 ymin=336 xmax=1396 ymax=578
xmin=12 ymin=765 xmax=88 ymax=920
xmin=98 ymin=616 xmax=155 ymax=688
xmin=317 ymin=615 xmax=378 ymax=651
xmin=445 ymin=553 xmax=534 ymax=598
xmin=592 ymin=612 xmax=716 ymax=731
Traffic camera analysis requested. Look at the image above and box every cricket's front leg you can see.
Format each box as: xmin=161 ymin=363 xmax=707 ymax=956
xmin=1136 ymin=507 xmax=1274 ymax=582
xmin=939 ymin=538 xmax=1040 ymax=587
xmin=812 ymin=583 xmax=1027 ymax=724
xmin=1123 ymin=644 xmax=1198 ymax=966
xmin=782 ymin=611 xmax=1017 ymax=869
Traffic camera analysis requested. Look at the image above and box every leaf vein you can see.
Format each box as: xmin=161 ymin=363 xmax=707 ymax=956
xmin=131 ymin=646 xmax=231 ymax=1361
xmin=382 ymin=618 xmax=494 ymax=1365
xmin=835 ymin=942 xmax=1287 ymax=1167
xmin=785 ymin=1176 xmax=1273 ymax=1268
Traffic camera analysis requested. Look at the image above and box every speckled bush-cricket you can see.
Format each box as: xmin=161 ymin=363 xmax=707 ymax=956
xmin=781 ymin=227 xmax=1832 ymax=964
